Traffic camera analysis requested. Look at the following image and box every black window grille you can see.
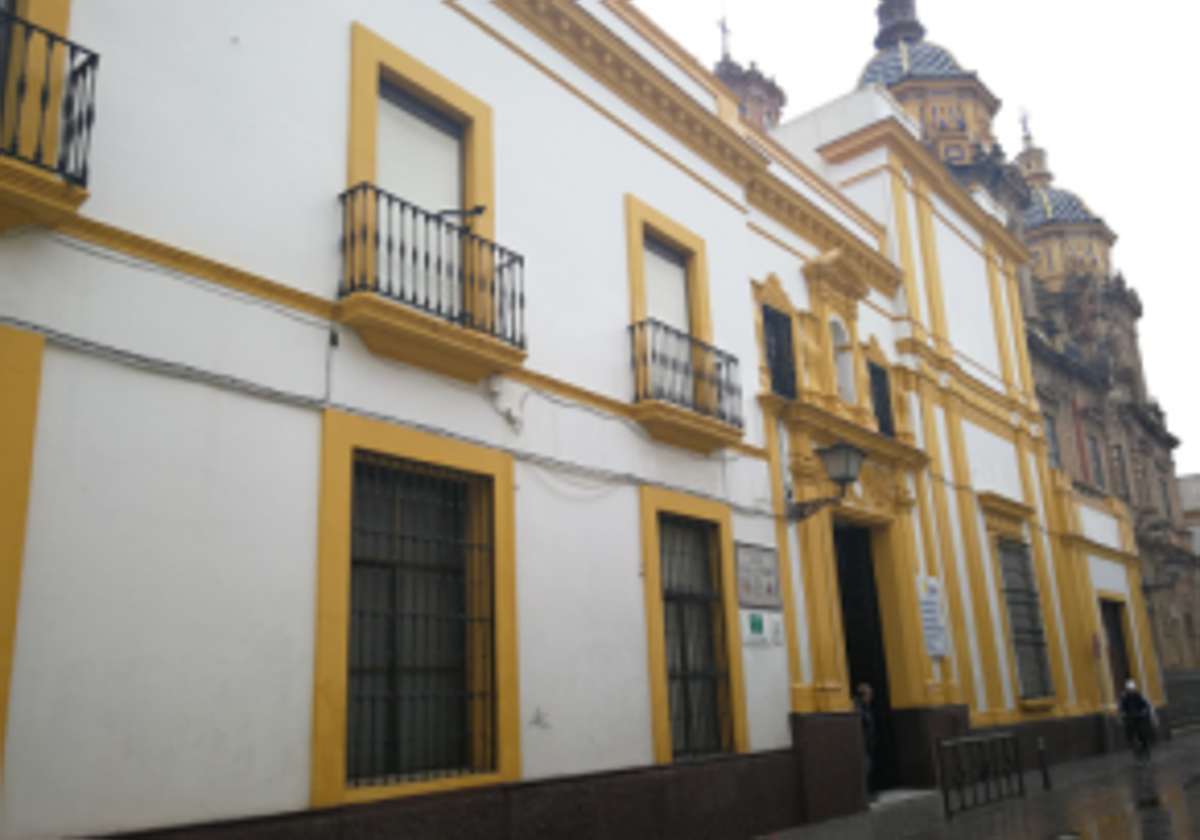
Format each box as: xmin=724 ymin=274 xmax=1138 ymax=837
xmin=659 ymin=514 xmax=733 ymax=760
xmin=1088 ymin=435 xmax=1106 ymax=490
xmin=762 ymin=305 xmax=796 ymax=400
xmin=347 ymin=451 xmax=495 ymax=787
xmin=1044 ymin=413 xmax=1061 ymax=469
xmin=869 ymin=362 xmax=895 ymax=438
xmin=997 ymin=541 xmax=1053 ymax=701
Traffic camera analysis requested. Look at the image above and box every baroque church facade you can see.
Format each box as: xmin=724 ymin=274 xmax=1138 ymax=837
xmin=842 ymin=0 xmax=1200 ymax=728
xmin=0 ymin=1 xmax=1185 ymax=838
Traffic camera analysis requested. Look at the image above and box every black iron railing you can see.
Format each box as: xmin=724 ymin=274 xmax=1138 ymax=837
xmin=339 ymin=183 xmax=526 ymax=349
xmin=631 ymin=319 xmax=743 ymax=429
xmin=937 ymin=732 xmax=1025 ymax=818
xmin=0 ymin=9 xmax=99 ymax=186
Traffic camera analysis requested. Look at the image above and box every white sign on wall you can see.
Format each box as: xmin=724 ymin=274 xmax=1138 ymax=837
xmin=736 ymin=543 xmax=782 ymax=610
xmin=917 ymin=575 xmax=948 ymax=659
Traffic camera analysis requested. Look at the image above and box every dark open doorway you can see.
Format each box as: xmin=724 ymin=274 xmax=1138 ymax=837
xmin=1100 ymin=599 xmax=1133 ymax=704
xmin=834 ymin=523 xmax=899 ymax=792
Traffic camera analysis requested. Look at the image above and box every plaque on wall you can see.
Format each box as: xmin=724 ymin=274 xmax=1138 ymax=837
xmin=736 ymin=543 xmax=782 ymax=610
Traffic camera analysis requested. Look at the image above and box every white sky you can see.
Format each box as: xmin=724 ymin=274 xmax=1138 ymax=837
xmin=635 ymin=0 xmax=1200 ymax=476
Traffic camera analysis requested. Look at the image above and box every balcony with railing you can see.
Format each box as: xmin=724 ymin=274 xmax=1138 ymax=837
xmin=0 ymin=8 xmax=99 ymax=231
xmin=339 ymin=183 xmax=527 ymax=382
xmin=630 ymin=318 xmax=744 ymax=453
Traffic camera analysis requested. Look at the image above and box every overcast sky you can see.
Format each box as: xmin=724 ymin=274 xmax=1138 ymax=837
xmin=636 ymin=0 xmax=1200 ymax=476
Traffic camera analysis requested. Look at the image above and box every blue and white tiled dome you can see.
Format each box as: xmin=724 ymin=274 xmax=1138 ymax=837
xmin=1022 ymin=186 xmax=1102 ymax=231
xmin=859 ymin=39 xmax=971 ymax=88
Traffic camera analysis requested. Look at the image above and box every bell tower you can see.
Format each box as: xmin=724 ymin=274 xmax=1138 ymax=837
xmin=875 ymin=0 xmax=926 ymax=49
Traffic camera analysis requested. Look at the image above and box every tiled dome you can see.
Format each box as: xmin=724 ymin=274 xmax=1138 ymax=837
xmin=1023 ymin=185 xmax=1102 ymax=231
xmin=859 ymin=40 xmax=970 ymax=88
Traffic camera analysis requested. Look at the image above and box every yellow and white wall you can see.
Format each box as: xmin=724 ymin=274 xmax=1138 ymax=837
xmin=0 ymin=2 xmax=1163 ymax=838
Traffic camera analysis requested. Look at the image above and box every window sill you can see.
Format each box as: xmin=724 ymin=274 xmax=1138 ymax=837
xmin=338 ymin=770 xmax=508 ymax=807
xmin=1018 ymin=697 xmax=1056 ymax=713
xmin=0 ymin=157 xmax=89 ymax=234
xmin=340 ymin=293 xmax=527 ymax=384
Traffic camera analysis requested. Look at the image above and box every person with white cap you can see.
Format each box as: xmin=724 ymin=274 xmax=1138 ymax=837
xmin=1118 ymin=679 xmax=1154 ymax=762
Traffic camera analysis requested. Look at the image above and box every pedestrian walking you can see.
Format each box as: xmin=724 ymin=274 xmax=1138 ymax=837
xmin=855 ymin=683 xmax=877 ymax=801
xmin=1118 ymin=680 xmax=1154 ymax=762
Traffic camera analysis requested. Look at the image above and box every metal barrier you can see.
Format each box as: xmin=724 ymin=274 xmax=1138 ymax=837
xmin=937 ymin=732 xmax=1025 ymax=818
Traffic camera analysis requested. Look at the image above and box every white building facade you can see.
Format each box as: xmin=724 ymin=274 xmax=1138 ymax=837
xmin=0 ymin=2 xmax=1163 ymax=838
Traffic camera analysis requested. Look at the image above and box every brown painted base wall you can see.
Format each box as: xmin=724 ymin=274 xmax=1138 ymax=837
xmin=110 ymin=750 xmax=801 ymax=840
xmin=107 ymin=706 xmax=1164 ymax=840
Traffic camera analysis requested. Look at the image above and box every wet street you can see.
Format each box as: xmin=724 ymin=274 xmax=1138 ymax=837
xmin=767 ymin=735 xmax=1200 ymax=839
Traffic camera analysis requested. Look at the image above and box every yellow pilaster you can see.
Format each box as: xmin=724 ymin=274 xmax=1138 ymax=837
xmin=0 ymin=325 xmax=45 ymax=784
xmin=913 ymin=180 xmax=950 ymax=356
xmin=887 ymin=157 xmax=927 ymax=342
xmin=761 ymin=407 xmax=805 ymax=710
xmin=918 ymin=375 xmax=971 ymax=708
xmin=792 ymin=429 xmax=852 ymax=713
xmin=944 ymin=393 xmax=1006 ymax=717
xmin=1128 ymin=564 xmax=1165 ymax=707
xmin=984 ymin=245 xmax=1016 ymax=397
xmin=1004 ymin=262 xmax=1035 ymax=401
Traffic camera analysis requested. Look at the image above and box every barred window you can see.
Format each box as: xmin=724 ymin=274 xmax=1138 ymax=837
xmin=347 ymin=452 xmax=495 ymax=787
xmin=762 ymin=305 xmax=796 ymax=400
xmin=660 ymin=514 xmax=733 ymax=759
xmin=997 ymin=540 xmax=1054 ymax=701
xmin=868 ymin=362 xmax=895 ymax=438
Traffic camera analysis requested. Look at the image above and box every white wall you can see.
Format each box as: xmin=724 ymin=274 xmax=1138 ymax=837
xmin=935 ymin=218 xmax=1001 ymax=380
xmin=1081 ymin=505 xmax=1122 ymax=551
xmin=3 ymin=348 xmax=320 ymax=839
xmin=513 ymin=465 xmax=654 ymax=780
xmin=962 ymin=421 xmax=1021 ymax=500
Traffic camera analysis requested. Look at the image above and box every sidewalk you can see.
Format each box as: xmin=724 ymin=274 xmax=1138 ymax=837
xmin=761 ymin=735 xmax=1200 ymax=840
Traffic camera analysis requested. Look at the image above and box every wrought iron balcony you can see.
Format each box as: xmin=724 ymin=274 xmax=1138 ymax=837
xmin=630 ymin=319 xmax=743 ymax=452
xmin=338 ymin=183 xmax=527 ymax=382
xmin=0 ymin=9 xmax=99 ymax=187
xmin=340 ymin=182 xmax=525 ymax=348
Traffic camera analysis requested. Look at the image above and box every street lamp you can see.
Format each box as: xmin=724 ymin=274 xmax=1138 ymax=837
xmin=787 ymin=440 xmax=868 ymax=522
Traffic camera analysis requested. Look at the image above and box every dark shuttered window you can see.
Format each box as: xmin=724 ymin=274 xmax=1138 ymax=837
xmin=869 ymin=362 xmax=895 ymax=438
xmin=762 ymin=305 xmax=796 ymax=400
xmin=997 ymin=541 xmax=1054 ymax=701
xmin=660 ymin=514 xmax=733 ymax=759
xmin=347 ymin=452 xmax=495 ymax=787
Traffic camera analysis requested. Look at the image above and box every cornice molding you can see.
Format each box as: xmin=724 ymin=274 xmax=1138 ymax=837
xmin=495 ymin=0 xmax=901 ymax=299
xmin=819 ymin=118 xmax=1029 ymax=265
xmin=748 ymin=172 xmax=901 ymax=298
xmin=495 ymin=0 xmax=766 ymax=186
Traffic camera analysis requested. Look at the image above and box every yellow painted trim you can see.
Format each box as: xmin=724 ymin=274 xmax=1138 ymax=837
xmin=0 ymin=326 xmax=44 ymax=784
xmin=58 ymin=215 xmax=338 ymax=320
xmin=625 ymin=194 xmax=712 ymax=343
xmin=1094 ymin=588 xmax=1155 ymax=704
xmin=984 ymin=246 xmax=1015 ymax=393
xmin=311 ymin=409 xmax=520 ymax=807
xmin=349 ymin=22 xmax=494 ymax=242
xmin=762 ymin=407 xmax=803 ymax=701
xmin=639 ymin=485 xmax=749 ymax=762
xmin=888 ymin=153 xmax=923 ymax=329
xmin=944 ymin=399 xmax=1005 ymax=712
xmin=747 ymin=221 xmax=811 ymax=265
xmin=912 ymin=179 xmax=950 ymax=352
xmin=1125 ymin=567 xmax=1164 ymax=706
xmin=918 ymin=379 xmax=971 ymax=708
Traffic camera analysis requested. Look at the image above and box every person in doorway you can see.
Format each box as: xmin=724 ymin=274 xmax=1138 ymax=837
xmin=855 ymin=683 xmax=877 ymax=800
xmin=1119 ymin=680 xmax=1153 ymax=762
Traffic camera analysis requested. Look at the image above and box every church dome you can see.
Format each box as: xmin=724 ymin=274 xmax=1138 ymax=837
xmin=859 ymin=39 xmax=970 ymax=88
xmin=1023 ymin=184 xmax=1102 ymax=231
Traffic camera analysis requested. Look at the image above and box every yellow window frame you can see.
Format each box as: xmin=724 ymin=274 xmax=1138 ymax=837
xmin=624 ymin=194 xmax=711 ymax=342
xmin=311 ymin=408 xmax=520 ymax=807
xmin=348 ymin=22 xmax=495 ymax=243
xmin=639 ymin=485 xmax=748 ymax=763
